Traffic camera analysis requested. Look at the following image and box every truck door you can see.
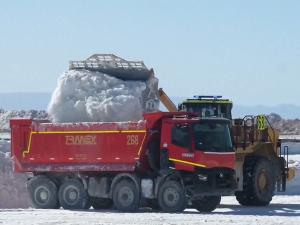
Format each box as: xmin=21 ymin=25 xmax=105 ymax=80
xmin=167 ymin=123 xmax=195 ymax=171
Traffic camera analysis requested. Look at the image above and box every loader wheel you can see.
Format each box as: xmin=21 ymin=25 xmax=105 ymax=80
xmin=58 ymin=179 xmax=89 ymax=210
xmin=148 ymin=139 xmax=160 ymax=172
xmin=191 ymin=196 xmax=221 ymax=212
xmin=92 ymin=197 xmax=114 ymax=210
xmin=112 ymin=179 xmax=140 ymax=212
xmin=28 ymin=176 xmax=59 ymax=209
xmin=235 ymin=156 xmax=276 ymax=206
xmin=157 ymin=180 xmax=187 ymax=213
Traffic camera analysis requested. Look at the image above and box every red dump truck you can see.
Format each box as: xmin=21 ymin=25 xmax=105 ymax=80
xmin=10 ymin=111 xmax=237 ymax=213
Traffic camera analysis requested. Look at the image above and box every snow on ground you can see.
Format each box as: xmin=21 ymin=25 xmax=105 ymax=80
xmin=0 ymin=152 xmax=300 ymax=224
xmin=1 ymin=139 xmax=300 ymax=224
xmin=1 ymin=196 xmax=300 ymax=225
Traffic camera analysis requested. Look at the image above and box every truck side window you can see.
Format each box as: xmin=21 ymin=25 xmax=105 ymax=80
xmin=171 ymin=124 xmax=191 ymax=150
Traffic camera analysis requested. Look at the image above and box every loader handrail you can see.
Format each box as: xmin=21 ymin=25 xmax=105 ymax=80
xmin=233 ymin=115 xmax=276 ymax=150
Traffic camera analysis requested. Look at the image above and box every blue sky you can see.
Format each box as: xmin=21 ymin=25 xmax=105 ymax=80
xmin=0 ymin=0 xmax=299 ymax=106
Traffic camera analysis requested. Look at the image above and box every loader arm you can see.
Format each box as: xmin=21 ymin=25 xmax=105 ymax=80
xmin=158 ymin=88 xmax=178 ymax=112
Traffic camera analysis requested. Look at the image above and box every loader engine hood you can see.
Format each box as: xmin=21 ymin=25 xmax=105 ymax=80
xmin=69 ymin=54 xmax=160 ymax=113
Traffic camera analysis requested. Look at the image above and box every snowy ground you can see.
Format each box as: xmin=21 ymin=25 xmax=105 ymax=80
xmin=1 ymin=196 xmax=300 ymax=225
xmin=1 ymin=141 xmax=300 ymax=224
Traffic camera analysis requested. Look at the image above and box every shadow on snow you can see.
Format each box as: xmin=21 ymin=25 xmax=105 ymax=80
xmin=59 ymin=203 xmax=300 ymax=217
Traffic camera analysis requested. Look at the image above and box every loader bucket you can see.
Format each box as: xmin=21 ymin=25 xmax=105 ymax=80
xmin=69 ymin=54 xmax=152 ymax=81
xmin=69 ymin=54 xmax=160 ymax=113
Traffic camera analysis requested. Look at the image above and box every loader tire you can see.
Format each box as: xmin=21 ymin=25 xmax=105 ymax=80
xmin=58 ymin=179 xmax=90 ymax=210
xmin=92 ymin=197 xmax=114 ymax=210
xmin=235 ymin=156 xmax=275 ymax=206
xmin=148 ymin=139 xmax=160 ymax=172
xmin=157 ymin=180 xmax=187 ymax=213
xmin=191 ymin=196 xmax=221 ymax=212
xmin=28 ymin=176 xmax=59 ymax=209
xmin=112 ymin=179 xmax=140 ymax=212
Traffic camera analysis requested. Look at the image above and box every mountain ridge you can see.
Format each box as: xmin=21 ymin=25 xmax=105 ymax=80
xmin=1 ymin=92 xmax=300 ymax=119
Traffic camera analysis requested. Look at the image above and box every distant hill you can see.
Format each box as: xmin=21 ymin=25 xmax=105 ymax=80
xmin=1 ymin=92 xmax=300 ymax=119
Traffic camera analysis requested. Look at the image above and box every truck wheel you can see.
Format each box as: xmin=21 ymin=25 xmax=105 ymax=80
xmin=235 ymin=156 xmax=276 ymax=206
xmin=112 ymin=179 xmax=140 ymax=212
xmin=148 ymin=139 xmax=160 ymax=172
xmin=92 ymin=198 xmax=114 ymax=210
xmin=191 ymin=196 xmax=221 ymax=212
xmin=58 ymin=179 xmax=89 ymax=210
xmin=28 ymin=177 xmax=59 ymax=209
xmin=157 ymin=180 xmax=186 ymax=213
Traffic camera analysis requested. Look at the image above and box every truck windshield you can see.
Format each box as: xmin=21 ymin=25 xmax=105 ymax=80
xmin=192 ymin=123 xmax=233 ymax=152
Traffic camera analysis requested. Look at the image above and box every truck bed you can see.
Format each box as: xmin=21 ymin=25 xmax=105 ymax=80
xmin=10 ymin=118 xmax=148 ymax=173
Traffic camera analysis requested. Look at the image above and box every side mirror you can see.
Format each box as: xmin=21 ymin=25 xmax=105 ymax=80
xmin=178 ymin=103 xmax=182 ymax=110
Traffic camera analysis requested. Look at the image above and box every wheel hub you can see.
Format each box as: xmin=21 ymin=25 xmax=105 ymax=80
xmin=40 ymin=191 xmax=48 ymax=201
xmin=69 ymin=191 xmax=77 ymax=200
xmin=34 ymin=186 xmax=50 ymax=205
xmin=258 ymin=169 xmax=269 ymax=194
xmin=63 ymin=185 xmax=79 ymax=205
xmin=118 ymin=187 xmax=134 ymax=206
xmin=163 ymin=188 xmax=179 ymax=207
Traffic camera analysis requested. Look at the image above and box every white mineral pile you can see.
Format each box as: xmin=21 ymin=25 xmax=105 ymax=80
xmin=0 ymin=110 xmax=49 ymax=132
xmin=47 ymin=69 xmax=151 ymax=123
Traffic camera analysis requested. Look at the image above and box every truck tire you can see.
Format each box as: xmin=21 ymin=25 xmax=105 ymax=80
xmin=112 ymin=179 xmax=140 ymax=212
xmin=235 ymin=156 xmax=276 ymax=206
xmin=28 ymin=177 xmax=59 ymax=209
xmin=157 ymin=180 xmax=186 ymax=213
xmin=92 ymin=198 xmax=114 ymax=210
xmin=58 ymin=179 xmax=89 ymax=210
xmin=148 ymin=139 xmax=160 ymax=172
xmin=191 ymin=196 xmax=221 ymax=212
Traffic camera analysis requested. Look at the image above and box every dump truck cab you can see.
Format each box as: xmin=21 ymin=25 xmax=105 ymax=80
xmin=142 ymin=111 xmax=237 ymax=212
xmin=159 ymin=115 xmax=237 ymax=196
xmin=161 ymin=116 xmax=234 ymax=168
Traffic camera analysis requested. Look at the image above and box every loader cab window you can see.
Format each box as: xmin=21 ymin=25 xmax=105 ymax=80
xmin=192 ymin=121 xmax=233 ymax=152
xmin=171 ymin=123 xmax=192 ymax=151
xmin=180 ymin=103 xmax=232 ymax=120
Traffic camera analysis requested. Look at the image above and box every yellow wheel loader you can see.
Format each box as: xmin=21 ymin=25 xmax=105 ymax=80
xmin=175 ymin=95 xmax=295 ymax=206
xmin=68 ymin=53 xmax=294 ymax=207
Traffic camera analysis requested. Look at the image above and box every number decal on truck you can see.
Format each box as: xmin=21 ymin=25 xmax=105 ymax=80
xmin=257 ymin=115 xmax=265 ymax=130
xmin=127 ymin=135 xmax=139 ymax=145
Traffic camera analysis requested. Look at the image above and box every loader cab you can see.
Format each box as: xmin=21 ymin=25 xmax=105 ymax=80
xmin=178 ymin=95 xmax=233 ymax=121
